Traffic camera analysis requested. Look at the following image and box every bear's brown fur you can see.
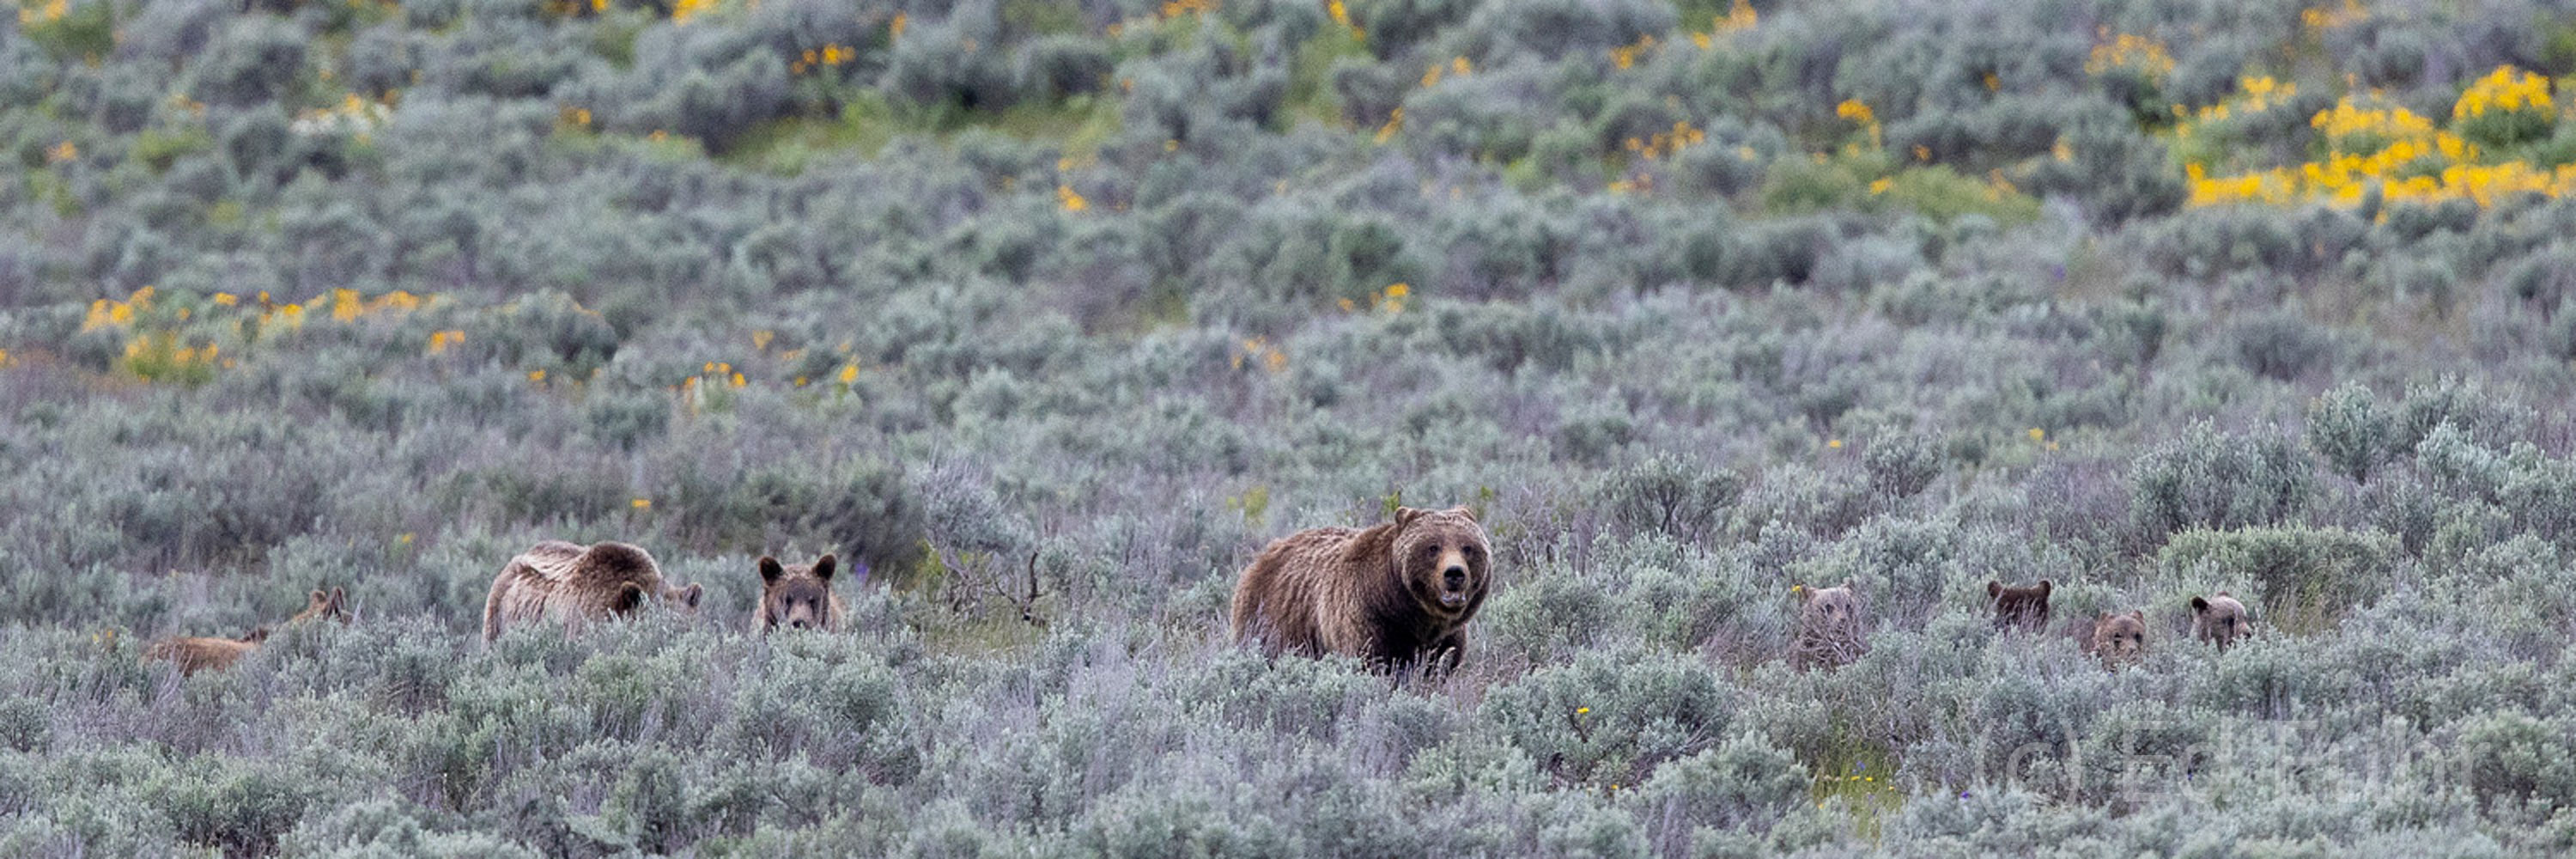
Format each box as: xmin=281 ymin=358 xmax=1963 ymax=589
xmin=1230 ymin=505 xmax=1491 ymax=672
xmin=143 ymin=588 xmax=346 ymax=676
xmin=143 ymin=626 xmax=269 ymax=676
xmin=293 ymin=587 xmax=350 ymax=625
xmin=482 ymin=540 xmax=702 ymax=643
xmin=1790 ymin=579 xmax=1868 ymax=672
xmin=2190 ymin=593 xmax=2251 ymax=651
xmin=1987 ymin=579 xmax=2052 ymax=633
xmin=2086 ymin=610 xmax=2148 ymax=668
xmin=754 ymin=553 xmax=858 ymax=633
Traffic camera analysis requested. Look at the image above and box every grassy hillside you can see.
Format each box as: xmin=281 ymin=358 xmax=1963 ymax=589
xmin=4 ymin=0 xmax=2576 ymax=855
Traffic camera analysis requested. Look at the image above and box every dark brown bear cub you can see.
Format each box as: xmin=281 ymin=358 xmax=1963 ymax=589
xmin=1987 ymin=579 xmax=2052 ymax=633
xmin=755 ymin=553 xmax=857 ymax=633
xmin=1230 ymin=505 xmax=1491 ymax=673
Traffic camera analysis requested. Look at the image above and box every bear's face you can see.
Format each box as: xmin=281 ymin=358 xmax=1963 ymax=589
xmin=608 ymin=581 xmax=702 ymax=618
xmin=757 ymin=554 xmax=853 ymax=631
xmin=660 ymin=582 xmax=705 ymax=615
xmin=1987 ymin=579 xmax=2051 ymax=632
xmin=1797 ymin=579 xmax=1864 ymax=636
xmin=1391 ymin=506 xmax=1489 ymax=619
xmin=294 ymin=587 xmax=349 ymax=625
xmin=2091 ymin=611 xmax=2147 ymax=667
xmin=2190 ymin=593 xmax=2251 ymax=650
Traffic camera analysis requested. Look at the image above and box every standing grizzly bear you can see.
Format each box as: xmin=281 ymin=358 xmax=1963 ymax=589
xmin=2190 ymin=593 xmax=2252 ymax=651
xmin=2086 ymin=610 xmax=2148 ymax=668
xmin=754 ymin=553 xmax=860 ymax=633
xmin=1790 ymin=579 xmax=1868 ymax=672
xmin=144 ymin=587 xmax=349 ymax=676
xmin=1987 ymin=579 xmax=2052 ymax=633
xmin=1230 ymin=505 xmax=1491 ymax=673
xmin=482 ymin=540 xmax=702 ymax=643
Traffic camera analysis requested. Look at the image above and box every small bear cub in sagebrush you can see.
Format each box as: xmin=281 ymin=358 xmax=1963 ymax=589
xmin=1790 ymin=579 xmax=1868 ymax=672
xmin=1986 ymin=579 xmax=2052 ymax=633
xmin=2086 ymin=610 xmax=2148 ymax=668
xmin=755 ymin=553 xmax=860 ymax=633
xmin=1230 ymin=505 xmax=1491 ymax=673
xmin=482 ymin=540 xmax=702 ymax=643
xmin=145 ymin=587 xmax=348 ymax=676
xmin=2190 ymin=593 xmax=2253 ymax=651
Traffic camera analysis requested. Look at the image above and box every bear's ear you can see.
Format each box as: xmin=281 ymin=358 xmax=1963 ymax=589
xmin=812 ymin=554 xmax=838 ymax=582
xmin=758 ymin=557 xmax=785 ymax=584
xmin=309 ymin=588 xmax=327 ymax=606
xmin=2097 ymin=611 xmax=2113 ymax=621
xmin=1986 ymin=581 xmax=2001 ymax=597
xmin=2036 ymin=580 xmax=2051 ymax=595
xmin=1394 ymin=506 xmax=1426 ymax=529
xmin=2129 ymin=609 xmax=2145 ymax=620
xmin=1449 ymin=505 xmax=1477 ymax=522
xmin=1839 ymin=578 xmax=1856 ymax=593
xmin=614 ymin=582 xmax=647 ymax=613
xmin=2190 ymin=595 xmax=2210 ymax=613
xmin=1792 ymin=584 xmax=1810 ymax=603
xmin=2216 ymin=590 xmax=2233 ymax=598
xmin=679 ymin=583 xmax=703 ymax=609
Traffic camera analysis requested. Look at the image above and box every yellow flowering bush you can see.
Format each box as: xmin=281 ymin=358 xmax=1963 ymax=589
xmin=2085 ymin=32 xmax=2175 ymax=81
xmin=2452 ymin=65 xmax=2555 ymax=148
xmin=2184 ymin=66 xmax=2576 ymax=210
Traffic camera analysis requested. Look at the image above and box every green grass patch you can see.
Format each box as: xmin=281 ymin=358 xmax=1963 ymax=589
xmin=1759 ymin=148 xmax=2041 ymax=224
xmin=1001 ymin=0 xmax=1086 ymax=38
xmin=1807 ymin=742 xmax=1903 ymax=839
xmin=725 ymin=90 xmax=1123 ymax=174
xmin=21 ymin=0 xmax=115 ymax=62
xmin=1285 ymin=23 xmax=1370 ymax=130
xmin=131 ymin=127 xmax=213 ymax=174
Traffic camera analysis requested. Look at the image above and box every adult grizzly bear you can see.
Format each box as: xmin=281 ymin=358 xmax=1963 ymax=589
xmin=145 ymin=587 xmax=348 ymax=676
xmin=754 ymin=553 xmax=860 ymax=633
xmin=2190 ymin=593 xmax=2252 ymax=651
xmin=1790 ymin=579 xmax=1868 ymax=672
xmin=482 ymin=540 xmax=702 ymax=643
xmin=1230 ymin=505 xmax=1491 ymax=673
xmin=2086 ymin=610 xmax=2148 ymax=668
xmin=1986 ymin=579 xmax=2052 ymax=633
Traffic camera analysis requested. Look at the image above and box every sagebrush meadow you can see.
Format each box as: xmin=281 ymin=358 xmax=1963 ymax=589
xmin=4 ymin=0 xmax=2576 ymax=856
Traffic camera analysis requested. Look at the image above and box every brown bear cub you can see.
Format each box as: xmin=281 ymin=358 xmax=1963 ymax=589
xmin=755 ymin=553 xmax=859 ymax=633
xmin=1987 ymin=580 xmax=2052 ymax=633
xmin=2086 ymin=610 xmax=2148 ymax=668
xmin=2190 ymin=593 xmax=2252 ymax=651
xmin=482 ymin=540 xmax=702 ymax=643
xmin=145 ymin=587 xmax=348 ymax=676
xmin=144 ymin=626 xmax=270 ymax=676
xmin=1790 ymin=579 xmax=1868 ymax=672
xmin=1230 ymin=505 xmax=1491 ymax=673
